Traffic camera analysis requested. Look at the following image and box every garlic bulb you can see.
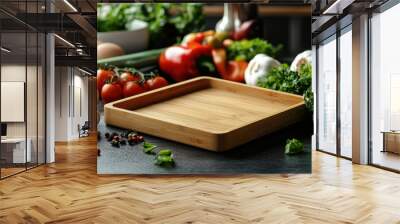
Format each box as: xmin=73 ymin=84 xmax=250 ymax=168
xmin=290 ymin=50 xmax=312 ymax=72
xmin=215 ymin=4 xmax=241 ymax=33
xmin=244 ymin=54 xmax=280 ymax=86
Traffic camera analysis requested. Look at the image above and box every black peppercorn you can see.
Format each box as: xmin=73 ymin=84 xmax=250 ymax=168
xmin=105 ymin=132 xmax=110 ymax=138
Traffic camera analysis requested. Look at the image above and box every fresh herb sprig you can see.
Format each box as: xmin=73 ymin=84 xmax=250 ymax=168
xmin=257 ymin=63 xmax=313 ymax=111
xmin=285 ymin=138 xmax=304 ymax=155
xmin=227 ymin=38 xmax=283 ymax=61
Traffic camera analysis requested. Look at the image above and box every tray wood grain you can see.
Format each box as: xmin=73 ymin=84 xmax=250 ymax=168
xmin=104 ymin=77 xmax=306 ymax=151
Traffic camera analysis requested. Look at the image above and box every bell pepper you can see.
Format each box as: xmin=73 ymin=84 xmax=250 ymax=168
xmin=211 ymin=48 xmax=248 ymax=83
xmin=159 ymin=44 xmax=211 ymax=82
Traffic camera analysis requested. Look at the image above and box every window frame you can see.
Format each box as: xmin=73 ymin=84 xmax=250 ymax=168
xmin=367 ymin=0 xmax=400 ymax=173
xmin=314 ymin=16 xmax=353 ymax=160
xmin=0 ymin=1 xmax=47 ymax=180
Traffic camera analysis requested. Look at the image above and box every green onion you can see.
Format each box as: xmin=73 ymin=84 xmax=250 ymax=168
xmin=97 ymin=48 xmax=164 ymax=68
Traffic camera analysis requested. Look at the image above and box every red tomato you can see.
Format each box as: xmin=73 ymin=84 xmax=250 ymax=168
xmin=146 ymin=76 xmax=168 ymax=90
xmin=122 ymin=81 xmax=147 ymax=98
xmin=119 ymin=72 xmax=141 ymax=86
xmin=101 ymin=83 xmax=123 ymax=103
xmin=143 ymin=81 xmax=150 ymax=90
xmin=97 ymin=69 xmax=114 ymax=93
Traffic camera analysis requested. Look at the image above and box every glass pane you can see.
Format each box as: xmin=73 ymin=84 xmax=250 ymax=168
xmin=38 ymin=33 xmax=45 ymax=165
xmin=27 ymin=31 xmax=38 ymax=169
xmin=317 ymin=36 xmax=337 ymax=154
xmin=1 ymin=31 xmax=27 ymax=178
xmin=0 ymin=0 xmax=46 ymax=178
xmin=339 ymin=29 xmax=352 ymax=158
xmin=371 ymin=4 xmax=400 ymax=171
xmin=25 ymin=0 xmax=40 ymax=170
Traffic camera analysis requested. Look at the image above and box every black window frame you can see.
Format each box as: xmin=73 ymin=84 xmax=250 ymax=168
xmin=314 ymin=15 xmax=353 ymax=160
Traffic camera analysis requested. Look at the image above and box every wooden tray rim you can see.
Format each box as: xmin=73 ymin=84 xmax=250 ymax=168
xmin=104 ymin=76 xmax=305 ymax=135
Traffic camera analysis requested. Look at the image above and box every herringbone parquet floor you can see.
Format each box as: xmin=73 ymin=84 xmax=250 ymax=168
xmin=0 ymin=135 xmax=400 ymax=224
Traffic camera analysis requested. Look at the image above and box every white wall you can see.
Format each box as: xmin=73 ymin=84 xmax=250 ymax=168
xmin=1 ymin=63 xmax=46 ymax=164
xmin=54 ymin=66 xmax=69 ymax=141
xmin=73 ymin=73 xmax=89 ymax=138
xmin=54 ymin=66 xmax=89 ymax=141
xmin=1 ymin=65 xmax=34 ymax=138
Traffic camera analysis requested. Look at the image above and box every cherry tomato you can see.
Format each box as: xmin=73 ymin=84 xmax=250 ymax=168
xmin=101 ymin=82 xmax=123 ymax=104
xmin=122 ymin=81 xmax=147 ymax=98
xmin=146 ymin=76 xmax=168 ymax=90
xmin=97 ymin=69 xmax=114 ymax=93
xmin=119 ymin=71 xmax=141 ymax=86
xmin=142 ymin=81 xmax=150 ymax=91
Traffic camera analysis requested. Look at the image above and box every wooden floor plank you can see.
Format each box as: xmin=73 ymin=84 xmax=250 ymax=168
xmin=1 ymin=135 xmax=400 ymax=223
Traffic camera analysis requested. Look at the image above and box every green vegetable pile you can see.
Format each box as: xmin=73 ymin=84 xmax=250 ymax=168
xmin=97 ymin=3 xmax=204 ymax=49
xmin=284 ymin=138 xmax=304 ymax=155
xmin=227 ymin=38 xmax=283 ymax=61
xmin=257 ymin=62 xmax=313 ymax=111
xmin=97 ymin=4 xmax=129 ymax=32
xmin=142 ymin=141 xmax=175 ymax=167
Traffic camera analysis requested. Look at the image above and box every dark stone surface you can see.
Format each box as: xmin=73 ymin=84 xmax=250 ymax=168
xmin=97 ymin=111 xmax=312 ymax=174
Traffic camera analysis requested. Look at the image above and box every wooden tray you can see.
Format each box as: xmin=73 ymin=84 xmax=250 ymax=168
xmin=104 ymin=77 xmax=306 ymax=152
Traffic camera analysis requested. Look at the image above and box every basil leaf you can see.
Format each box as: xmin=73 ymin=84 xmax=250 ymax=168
xmin=158 ymin=149 xmax=172 ymax=156
xmin=155 ymin=155 xmax=175 ymax=167
xmin=143 ymin=142 xmax=157 ymax=154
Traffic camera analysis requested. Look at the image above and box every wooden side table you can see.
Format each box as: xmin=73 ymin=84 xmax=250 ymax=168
xmin=381 ymin=131 xmax=400 ymax=154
